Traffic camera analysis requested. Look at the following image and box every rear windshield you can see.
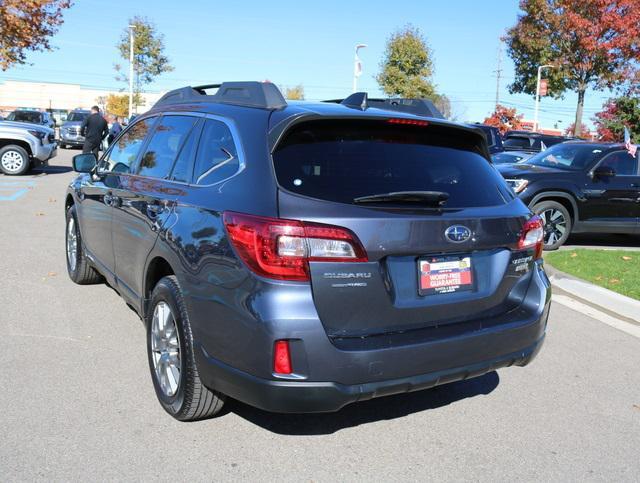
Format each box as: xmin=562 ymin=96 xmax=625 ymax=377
xmin=503 ymin=136 xmax=532 ymax=149
xmin=273 ymin=120 xmax=513 ymax=208
xmin=8 ymin=111 xmax=42 ymax=123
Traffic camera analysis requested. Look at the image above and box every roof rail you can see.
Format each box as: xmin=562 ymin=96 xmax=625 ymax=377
xmin=324 ymin=96 xmax=444 ymax=119
xmin=154 ymin=81 xmax=287 ymax=110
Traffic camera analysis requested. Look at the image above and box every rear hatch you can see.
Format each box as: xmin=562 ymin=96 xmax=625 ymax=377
xmin=271 ymin=118 xmax=537 ymax=338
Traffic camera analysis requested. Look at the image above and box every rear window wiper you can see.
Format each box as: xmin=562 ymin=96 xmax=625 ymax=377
xmin=353 ymin=191 xmax=449 ymax=206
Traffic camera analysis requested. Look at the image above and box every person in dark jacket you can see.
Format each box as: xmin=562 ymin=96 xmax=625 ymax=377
xmin=108 ymin=116 xmax=123 ymax=145
xmin=80 ymin=106 xmax=109 ymax=158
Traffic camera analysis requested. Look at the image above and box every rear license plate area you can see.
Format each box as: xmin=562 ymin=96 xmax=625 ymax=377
xmin=418 ymin=256 xmax=474 ymax=296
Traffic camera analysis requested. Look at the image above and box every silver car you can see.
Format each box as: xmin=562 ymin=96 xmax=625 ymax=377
xmin=0 ymin=120 xmax=57 ymax=175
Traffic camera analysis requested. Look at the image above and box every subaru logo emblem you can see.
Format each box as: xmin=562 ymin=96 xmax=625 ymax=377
xmin=445 ymin=225 xmax=472 ymax=243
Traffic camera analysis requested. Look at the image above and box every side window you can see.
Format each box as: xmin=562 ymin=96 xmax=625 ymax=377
xmin=193 ymin=119 xmax=239 ymax=185
xmin=101 ymin=118 xmax=155 ymax=173
xmin=170 ymin=119 xmax=202 ymax=183
xmin=137 ymin=116 xmax=197 ymax=179
xmin=599 ymin=151 xmax=639 ymax=176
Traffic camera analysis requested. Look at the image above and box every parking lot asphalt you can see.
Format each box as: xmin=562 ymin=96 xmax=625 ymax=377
xmin=1 ymin=150 xmax=639 ymax=481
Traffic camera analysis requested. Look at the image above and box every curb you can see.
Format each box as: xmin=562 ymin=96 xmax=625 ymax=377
xmin=545 ymin=263 xmax=640 ymax=325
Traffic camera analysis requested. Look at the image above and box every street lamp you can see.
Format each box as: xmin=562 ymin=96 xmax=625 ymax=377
xmin=533 ymin=64 xmax=555 ymax=132
xmin=353 ymin=44 xmax=367 ymax=93
xmin=128 ymin=24 xmax=135 ymax=119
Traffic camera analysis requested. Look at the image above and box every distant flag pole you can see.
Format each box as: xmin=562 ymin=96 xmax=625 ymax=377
xmin=353 ymin=44 xmax=367 ymax=93
xmin=624 ymin=126 xmax=637 ymax=157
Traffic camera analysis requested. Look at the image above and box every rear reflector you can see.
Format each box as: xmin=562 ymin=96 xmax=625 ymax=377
xmin=518 ymin=215 xmax=544 ymax=259
xmin=274 ymin=340 xmax=292 ymax=374
xmin=387 ymin=118 xmax=429 ymax=126
xmin=223 ymin=211 xmax=368 ymax=281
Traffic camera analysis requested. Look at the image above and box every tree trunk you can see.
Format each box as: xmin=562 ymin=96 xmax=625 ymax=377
xmin=574 ymin=88 xmax=586 ymax=137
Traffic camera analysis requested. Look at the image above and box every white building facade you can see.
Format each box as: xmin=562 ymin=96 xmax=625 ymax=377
xmin=0 ymin=80 xmax=164 ymax=121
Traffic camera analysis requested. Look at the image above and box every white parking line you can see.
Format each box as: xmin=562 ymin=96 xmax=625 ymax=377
xmin=554 ymin=294 xmax=640 ymax=340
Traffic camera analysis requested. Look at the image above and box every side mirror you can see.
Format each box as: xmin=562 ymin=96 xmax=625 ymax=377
xmin=592 ymin=165 xmax=615 ymax=179
xmin=72 ymin=153 xmax=97 ymax=173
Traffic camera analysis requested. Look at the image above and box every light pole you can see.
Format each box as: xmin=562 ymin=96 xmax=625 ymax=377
xmin=353 ymin=44 xmax=367 ymax=93
xmin=533 ymin=64 xmax=555 ymax=132
xmin=128 ymin=24 xmax=135 ymax=119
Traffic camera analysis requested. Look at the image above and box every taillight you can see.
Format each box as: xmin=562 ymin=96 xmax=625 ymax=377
xmin=273 ymin=340 xmax=292 ymax=375
xmin=223 ymin=211 xmax=368 ymax=281
xmin=387 ymin=118 xmax=429 ymax=126
xmin=518 ymin=215 xmax=544 ymax=259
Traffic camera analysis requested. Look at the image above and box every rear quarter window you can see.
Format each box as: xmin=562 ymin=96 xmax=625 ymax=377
xmin=272 ymin=120 xmax=513 ymax=208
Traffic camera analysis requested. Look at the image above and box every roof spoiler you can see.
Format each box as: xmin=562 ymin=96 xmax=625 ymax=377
xmin=154 ymin=81 xmax=287 ymax=110
xmin=325 ymin=95 xmax=444 ymax=119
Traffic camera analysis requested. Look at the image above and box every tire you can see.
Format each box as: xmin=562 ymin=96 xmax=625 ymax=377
xmin=146 ymin=276 xmax=225 ymax=421
xmin=60 ymin=143 xmax=67 ymax=149
xmin=65 ymin=205 xmax=103 ymax=284
xmin=0 ymin=145 xmax=30 ymax=175
xmin=532 ymin=200 xmax=572 ymax=250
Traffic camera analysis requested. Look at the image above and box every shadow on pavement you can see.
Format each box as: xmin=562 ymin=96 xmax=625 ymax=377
xmin=564 ymin=233 xmax=640 ymax=249
xmin=31 ymin=164 xmax=74 ymax=175
xmin=227 ymin=371 xmax=500 ymax=435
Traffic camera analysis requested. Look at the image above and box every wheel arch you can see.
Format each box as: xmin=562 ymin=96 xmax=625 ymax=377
xmin=0 ymin=139 xmax=33 ymax=156
xmin=529 ymin=191 xmax=578 ymax=223
xmin=143 ymin=256 xmax=176 ymax=318
xmin=65 ymin=193 xmax=75 ymax=210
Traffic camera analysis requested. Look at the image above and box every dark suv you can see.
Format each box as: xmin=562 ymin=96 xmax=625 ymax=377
xmin=65 ymin=82 xmax=550 ymax=421
xmin=499 ymin=141 xmax=640 ymax=249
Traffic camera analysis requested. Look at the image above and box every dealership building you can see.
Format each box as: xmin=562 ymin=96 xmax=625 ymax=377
xmin=0 ymin=80 xmax=164 ymax=122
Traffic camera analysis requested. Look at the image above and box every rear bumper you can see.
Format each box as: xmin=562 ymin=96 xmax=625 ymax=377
xmin=192 ymin=260 xmax=551 ymax=413
xmin=197 ymin=334 xmax=545 ymax=413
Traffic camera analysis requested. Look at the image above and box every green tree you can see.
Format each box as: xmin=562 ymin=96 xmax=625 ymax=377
xmin=594 ymin=97 xmax=640 ymax=142
xmin=284 ymin=85 xmax=305 ymax=100
xmin=504 ymin=0 xmax=640 ymax=137
xmin=0 ymin=0 xmax=73 ymax=70
xmin=376 ymin=25 xmax=436 ymax=98
xmin=114 ymin=16 xmax=173 ymax=112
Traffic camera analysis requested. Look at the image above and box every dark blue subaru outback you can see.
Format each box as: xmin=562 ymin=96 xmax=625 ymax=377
xmin=65 ymin=82 xmax=550 ymax=421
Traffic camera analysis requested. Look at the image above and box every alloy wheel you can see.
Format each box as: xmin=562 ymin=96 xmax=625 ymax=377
xmin=66 ymin=217 xmax=77 ymax=272
xmin=540 ymin=208 xmax=567 ymax=247
xmin=150 ymin=301 xmax=181 ymax=397
xmin=1 ymin=150 xmax=25 ymax=173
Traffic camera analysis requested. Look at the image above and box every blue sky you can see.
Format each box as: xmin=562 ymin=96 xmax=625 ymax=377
xmin=1 ymin=0 xmax=615 ymax=129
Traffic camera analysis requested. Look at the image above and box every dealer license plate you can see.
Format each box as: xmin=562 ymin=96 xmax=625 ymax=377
xmin=418 ymin=256 xmax=473 ymax=295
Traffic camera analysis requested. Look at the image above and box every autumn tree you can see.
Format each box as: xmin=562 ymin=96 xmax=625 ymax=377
xmin=593 ymin=96 xmax=640 ymax=141
xmin=564 ymin=123 xmax=592 ymax=139
xmin=504 ymin=0 xmax=640 ymax=137
xmin=106 ymin=93 xmax=142 ymax=117
xmin=0 ymin=0 xmax=73 ymax=70
xmin=377 ymin=25 xmax=436 ymax=98
xmin=284 ymin=85 xmax=305 ymax=100
xmin=483 ymin=104 xmax=524 ymax=134
xmin=114 ymin=16 xmax=173 ymax=112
